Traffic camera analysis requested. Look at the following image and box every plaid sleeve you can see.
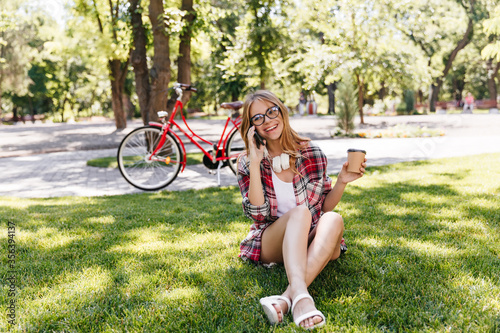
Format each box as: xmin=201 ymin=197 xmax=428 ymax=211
xmin=322 ymin=165 xmax=332 ymax=199
xmin=237 ymin=154 xmax=271 ymax=223
xmin=299 ymin=142 xmax=333 ymax=222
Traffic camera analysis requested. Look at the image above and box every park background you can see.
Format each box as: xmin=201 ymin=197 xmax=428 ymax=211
xmin=1 ymin=0 xmax=500 ymax=127
xmin=1 ymin=0 xmax=500 ymax=332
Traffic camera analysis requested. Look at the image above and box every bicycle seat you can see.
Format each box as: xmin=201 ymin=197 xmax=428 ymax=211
xmin=220 ymin=101 xmax=243 ymax=110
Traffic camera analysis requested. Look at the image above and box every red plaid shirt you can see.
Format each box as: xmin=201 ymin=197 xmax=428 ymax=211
xmin=237 ymin=142 xmax=332 ymax=263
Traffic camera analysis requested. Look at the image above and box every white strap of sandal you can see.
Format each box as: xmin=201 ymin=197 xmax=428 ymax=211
xmin=260 ymin=295 xmax=292 ymax=314
xmin=292 ymin=293 xmax=326 ymax=327
xmin=274 ymin=296 xmax=291 ymax=312
xmin=291 ymin=293 xmax=314 ymax=315
xmin=293 ymin=310 xmax=326 ymax=327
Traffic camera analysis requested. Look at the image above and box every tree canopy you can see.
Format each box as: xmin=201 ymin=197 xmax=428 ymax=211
xmin=1 ymin=0 xmax=498 ymax=126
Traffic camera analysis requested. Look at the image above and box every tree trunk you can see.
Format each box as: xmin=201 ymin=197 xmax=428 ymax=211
xmin=149 ymin=0 xmax=171 ymax=123
xmin=379 ymin=81 xmax=386 ymax=100
xmin=430 ymin=81 xmax=440 ymax=112
xmin=177 ymin=0 xmax=194 ymax=106
xmin=487 ymin=59 xmax=499 ymax=101
xmin=92 ymin=0 xmax=129 ymax=129
xmin=355 ymin=74 xmax=364 ymax=124
xmin=327 ymin=82 xmax=336 ymax=114
xmin=430 ymin=15 xmax=474 ymax=111
xmin=129 ymin=0 xmax=151 ymax=125
xmin=0 ymin=88 xmax=3 ymax=123
xmin=109 ymin=59 xmax=128 ymax=129
xmin=123 ymin=94 xmax=135 ymax=119
xmin=60 ymin=96 xmax=68 ymax=123
xmin=28 ymin=95 xmax=35 ymax=123
xmin=260 ymin=71 xmax=266 ymax=90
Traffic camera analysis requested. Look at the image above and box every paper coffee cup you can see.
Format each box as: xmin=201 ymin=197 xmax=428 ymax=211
xmin=347 ymin=149 xmax=366 ymax=173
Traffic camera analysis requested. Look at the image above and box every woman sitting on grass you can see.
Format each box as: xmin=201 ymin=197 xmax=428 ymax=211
xmin=237 ymin=90 xmax=366 ymax=329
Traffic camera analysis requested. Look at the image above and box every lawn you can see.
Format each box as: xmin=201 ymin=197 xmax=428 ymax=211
xmin=1 ymin=153 xmax=499 ymax=332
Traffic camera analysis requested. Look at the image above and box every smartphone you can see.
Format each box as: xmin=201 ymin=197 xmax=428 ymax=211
xmin=254 ymin=132 xmax=265 ymax=149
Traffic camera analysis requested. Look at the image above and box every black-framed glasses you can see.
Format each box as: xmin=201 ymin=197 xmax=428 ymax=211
xmin=250 ymin=105 xmax=281 ymax=126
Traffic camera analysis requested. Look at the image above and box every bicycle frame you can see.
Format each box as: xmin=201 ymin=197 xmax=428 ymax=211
xmin=148 ymin=99 xmax=242 ymax=173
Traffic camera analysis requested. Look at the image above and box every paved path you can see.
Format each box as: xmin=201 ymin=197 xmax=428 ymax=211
xmin=1 ymin=114 xmax=499 ymax=198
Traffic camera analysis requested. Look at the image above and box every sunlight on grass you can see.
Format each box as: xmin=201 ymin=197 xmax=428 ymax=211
xmin=399 ymin=238 xmax=464 ymax=258
xmin=28 ymin=266 xmax=112 ymax=312
xmin=335 ymin=288 xmax=373 ymax=307
xmin=85 ymin=215 xmax=115 ymax=225
xmin=109 ymin=229 xmax=236 ymax=256
xmin=2 ymin=153 xmax=500 ymax=332
xmin=468 ymin=197 xmax=498 ymax=210
xmin=108 ymin=227 xmax=170 ymax=254
xmin=451 ymin=274 xmax=500 ymax=311
xmin=357 ymin=237 xmax=385 ymax=248
xmin=19 ymin=227 xmax=81 ymax=249
xmin=162 ymin=286 xmax=202 ymax=301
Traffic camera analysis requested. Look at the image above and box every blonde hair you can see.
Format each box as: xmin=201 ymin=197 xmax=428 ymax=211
xmin=239 ymin=90 xmax=310 ymax=174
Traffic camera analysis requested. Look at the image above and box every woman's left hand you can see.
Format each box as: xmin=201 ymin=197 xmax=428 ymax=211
xmin=338 ymin=158 xmax=367 ymax=184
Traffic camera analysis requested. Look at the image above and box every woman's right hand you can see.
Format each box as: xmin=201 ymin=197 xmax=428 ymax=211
xmin=248 ymin=126 xmax=266 ymax=164
xmin=247 ymin=126 xmax=266 ymax=206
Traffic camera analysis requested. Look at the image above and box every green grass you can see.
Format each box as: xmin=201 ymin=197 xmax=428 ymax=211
xmin=87 ymin=152 xmax=205 ymax=168
xmin=1 ymin=153 xmax=499 ymax=332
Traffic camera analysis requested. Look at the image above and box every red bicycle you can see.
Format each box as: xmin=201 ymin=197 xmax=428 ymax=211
xmin=117 ymin=83 xmax=244 ymax=191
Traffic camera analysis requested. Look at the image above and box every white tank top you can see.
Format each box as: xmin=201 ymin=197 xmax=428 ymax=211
xmin=271 ymin=170 xmax=297 ymax=217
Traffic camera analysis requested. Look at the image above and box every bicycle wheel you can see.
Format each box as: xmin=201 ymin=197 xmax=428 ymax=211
xmin=117 ymin=126 xmax=183 ymax=191
xmin=225 ymin=128 xmax=245 ymax=175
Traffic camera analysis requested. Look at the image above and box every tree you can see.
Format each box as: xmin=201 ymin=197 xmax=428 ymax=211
xmin=429 ymin=0 xmax=478 ymax=111
xmin=282 ymin=0 xmax=430 ymax=123
xmin=393 ymin=0 xmax=482 ymax=111
xmin=147 ymin=0 xmax=171 ymax=122
xmin=73 ymin=0 xmax=131 ymax=129
xmin=0 ymin=0 xmax=38 ymax=121
xmin=219 ymin=0 xmax=288 ymax=91
xmin=129 ymin=0 xmax=150 ymax=123
xmin=481 ymin=2 xmax=500 ymax=61
xmin=1 ymin=0 xmax=113 ymax=123
xmin=192 ymin=0 xmax=247 ymax=112
xmin=481 ymin=2 xmax=500 ymax=101
xmin=129 ymin=0 xmax=196 ymax=124
xmin=177 ymin=0 xmax=195 ymax=105
xmin=335 ymin=75 xmax=357 ymax=135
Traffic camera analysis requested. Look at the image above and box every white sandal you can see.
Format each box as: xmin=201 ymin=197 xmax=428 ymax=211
xmin=291 ymin=293 xmax=326 ymax=330
xmin=259 ymin=295 xmax=291 ymax=324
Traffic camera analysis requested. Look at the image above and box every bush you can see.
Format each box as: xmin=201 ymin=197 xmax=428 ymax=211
xmin=396 ymin=102 xmax=407 ymax=115
xmin=335 ymin=77 xmax=358 ymax=135
xmin=403 ymin=89 xmax=415 ymax=113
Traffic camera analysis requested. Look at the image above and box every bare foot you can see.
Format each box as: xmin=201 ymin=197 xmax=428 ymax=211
xmin=272 ymin=297 xmax=290 ymax=322
xmin=292 ymin=294 xmax=323 ymax=328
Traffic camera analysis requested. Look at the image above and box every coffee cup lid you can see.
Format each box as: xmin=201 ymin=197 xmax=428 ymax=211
xmin=347 ymin=148 xmax=366 ymax=154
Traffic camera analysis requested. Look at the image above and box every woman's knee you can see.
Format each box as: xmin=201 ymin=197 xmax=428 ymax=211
xmin=322 ymin=212 xmax=344 ymax=261
xmin=286 ymin=205 xmax=312 ymax=228
xmin=321 ymin=212 xmax=344 ymax=235
xmin=290 ymin=205 xmax=312 ymax=221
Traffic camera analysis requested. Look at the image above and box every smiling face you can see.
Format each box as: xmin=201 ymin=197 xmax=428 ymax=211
xmin=249 ymin=99 xmax=284 ymax=143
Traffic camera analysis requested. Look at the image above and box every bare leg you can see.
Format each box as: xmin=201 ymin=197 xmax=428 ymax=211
xmin=260 ymin=207 xmax=344 ymax=328
xmin=305 ymin=211 xmax=345 ymax=284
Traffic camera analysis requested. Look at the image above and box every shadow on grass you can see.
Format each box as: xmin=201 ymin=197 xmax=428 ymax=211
xmin=322 ymin=179 xmax=500 ymax=331
xmin=1 ymin=164 xmax=499 ymax=331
